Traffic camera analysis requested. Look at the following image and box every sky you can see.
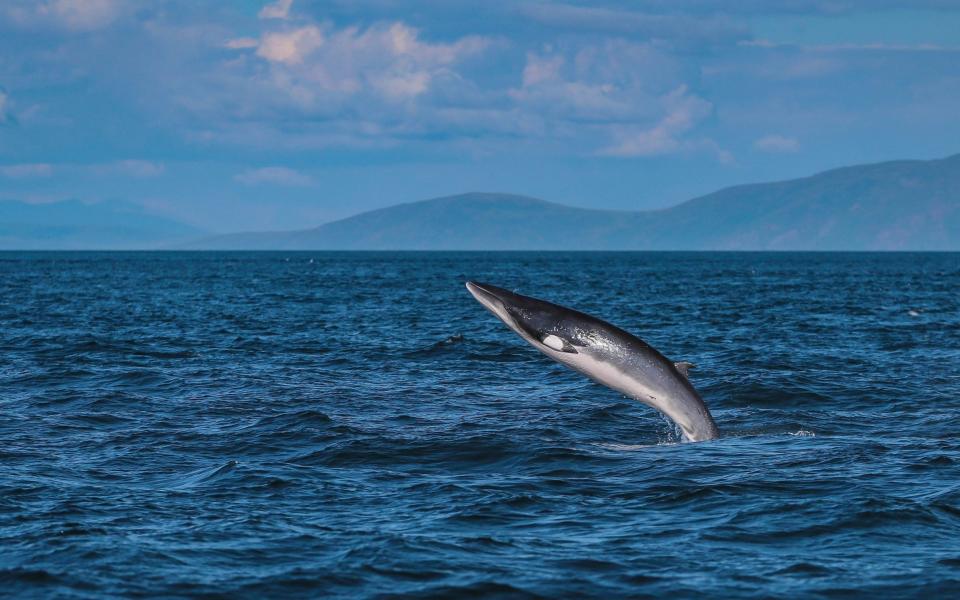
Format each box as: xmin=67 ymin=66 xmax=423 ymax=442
xmin=0 ymin=0 xmax=958 ymax=233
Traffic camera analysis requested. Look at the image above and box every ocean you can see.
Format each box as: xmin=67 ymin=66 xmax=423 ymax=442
xmin=2 ymin=251 xmax=959 ymax=598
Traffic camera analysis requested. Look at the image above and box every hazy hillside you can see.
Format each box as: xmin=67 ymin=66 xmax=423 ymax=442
xmin=185 ymin=154 xmax=960 ymax=251
xmin=186 ymin=194 xmax=647 ymax=250
xmin=646 ymin=154 xmax=960 ymax=250
xmin=0 ymin=199 xmax=206 ymax=249
xmin=4 ymin=154 xmax=958 ymax=250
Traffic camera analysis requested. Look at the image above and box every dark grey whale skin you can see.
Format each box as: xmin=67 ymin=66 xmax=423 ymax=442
xmin=466 ymin=281 xmax=719 ymax=442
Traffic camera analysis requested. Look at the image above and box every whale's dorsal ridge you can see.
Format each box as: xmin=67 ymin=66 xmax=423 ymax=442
xmin=673 ymin=361 xmax=696 ymax=378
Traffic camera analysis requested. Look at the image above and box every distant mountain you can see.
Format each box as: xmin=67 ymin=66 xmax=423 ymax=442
xmin=185 ymin=154 xmax=960 ymax=251
xmin=181 ymin=194 xmax=635 ymax=251
xmin=650 ymin=153 xmax=960 ymax=250
xmin=0 ymin=199 xmax=205 ymax=249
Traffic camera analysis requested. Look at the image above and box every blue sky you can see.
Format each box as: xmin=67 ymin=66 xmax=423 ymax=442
xmin=1 ymin=0 xmax=958 ymax=232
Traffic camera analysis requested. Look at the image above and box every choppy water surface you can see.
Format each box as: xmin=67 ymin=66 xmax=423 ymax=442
xmin=2 ymin=252 xmax=960 ymax=598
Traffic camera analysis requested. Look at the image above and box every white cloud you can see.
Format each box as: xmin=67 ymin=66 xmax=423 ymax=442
xmin=181 ymin=16 xmax=716 ymax=157
xmin=259 ymin=0 xmax=293 ymax=21
xmin=376 ymin=71 xmax=431 ymax=99
xmin=205 ymin=26 xmax=720 ymax=157
xmin=0 ymin=91 xmax=8 ymax=122
xmin=754 ymin=134 xmax=800 ymax=152
xmin=47 ymin=0 xmax=120 ymax=30
xmin=235 ymin=166 xmax=314 ymax=186
xmin=5 ymin=0 xmax=123 ymax=31
xmin=257 ymin=26 xmax=324 ymax=64
xmin=0 ymin=161 xmax=165 ymax=178
xmin=224 ymin=37 xmax=259 ymax=50
xmin=712 ymin=49 xmax=843 ymax=81
xmin=521 ymin=53 xmax=564 ymax=87
xmin=81 ymin=160 xmax=165 ymax=177
xmin=112 ymin=160 xmax=165 ymax=176
xmin=740 ymin=39 xmax=960 ymax=53
xmin=817 ymin=42 xmax=960 ymax=52
xmin=248 ymin=21 xmax=489 ymax=102
xmin=509 ymin=42 xmax=681 ymax=123
xmin=738 ymin=39 xmax=779 ymax=49
xmin=0 ymin=163 xmax=54 ymax=178
xmin=507 ymin=43 xmax=721 ymax=157
xmin=600 ymin=86 xmax=714 ymax=157
xmin=518 ymin=3 xmax=747 ymax=44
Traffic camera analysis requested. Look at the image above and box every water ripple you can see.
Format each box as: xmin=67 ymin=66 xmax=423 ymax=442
xmin=2 ymin=251 xmax=959 ymax=597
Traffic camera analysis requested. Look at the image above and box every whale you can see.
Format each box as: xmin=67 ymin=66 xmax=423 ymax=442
xmin=465 ymin=281 xmax=719 ymax=442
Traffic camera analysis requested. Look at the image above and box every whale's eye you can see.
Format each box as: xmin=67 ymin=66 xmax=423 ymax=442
xmin=540 ymin=333 xmax=577 ymax=353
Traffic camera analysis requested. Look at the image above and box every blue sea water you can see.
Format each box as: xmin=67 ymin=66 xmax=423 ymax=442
xmin=2 ymin=251 xmax=959 ymax=598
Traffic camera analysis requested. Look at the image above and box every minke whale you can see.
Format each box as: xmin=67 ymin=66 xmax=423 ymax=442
xmin=465 ymin=282 xmax=720 ymax=442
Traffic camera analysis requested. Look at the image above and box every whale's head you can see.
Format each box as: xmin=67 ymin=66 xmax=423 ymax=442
xmin=466 ymin=281 xmax=587 ymax=355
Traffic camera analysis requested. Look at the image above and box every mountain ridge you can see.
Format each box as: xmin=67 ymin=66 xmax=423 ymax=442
xmin=2 ymin=154 xmax=957 ymax=250
xmin=0 ymin=198 xmax=207 ymax=250
xmin=184 ymin=154 xmax=960 ymax=251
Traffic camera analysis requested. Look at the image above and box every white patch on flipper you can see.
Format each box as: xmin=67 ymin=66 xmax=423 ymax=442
xmin=542 ymin=334 xmax=565 ymax=351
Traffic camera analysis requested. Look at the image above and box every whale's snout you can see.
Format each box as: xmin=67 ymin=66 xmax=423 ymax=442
xmin=464 ymin=280 xmax=486 ymax=298
xmin=465 ymin=281 xmax=527 ymax=333
xmin=465 ymin=281 xmax=505 ymax=308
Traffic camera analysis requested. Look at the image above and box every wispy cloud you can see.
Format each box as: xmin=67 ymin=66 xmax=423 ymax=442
xmin=4 ymin=0 xmax=124 ymax=31
xmin=0 ymin=163 xmax=54 ymax=178
xmin=102 ymin=160 xmax=165 ymax=177
xmin=1 ymin=161 xmax=164 ymax=178
xmin=740 ymin=39 xmax=960 ymax=52
xmin=518 ymin=3 xmax=747 ymax=44
xmin=258 ymin=0 xmax=293 ymax=21
xmin=0 ymin=90 xmax=8 ymax=123
xmin=235 ymin=166 xmax=314 ymax=186
xmin=211 ymin=17 xmax=726 ymax=157
xmin=755 ymin=135 xmax=800 ymax=153
xmin=600 ymin=86 xmax=716 ymax=158
xmin=236 ymin=21 xmax=491 ymax=100
xmin=224 ymin=37 xmax=259 ymax=50
xmin=256 ymin=26 xmax=325 ymax=65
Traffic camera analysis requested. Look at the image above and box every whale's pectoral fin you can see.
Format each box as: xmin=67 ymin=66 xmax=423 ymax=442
xmin=674 ymin=361 xmax=696 ymax=378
